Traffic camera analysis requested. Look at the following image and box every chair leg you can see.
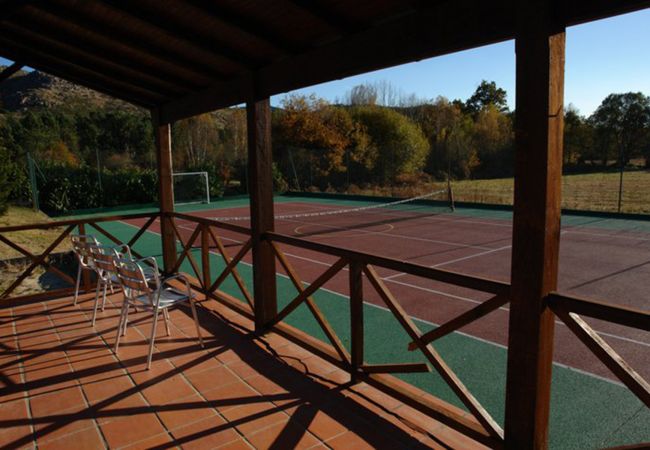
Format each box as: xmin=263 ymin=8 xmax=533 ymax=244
xmin=114 ymin=301 xmax=129 ymax=353
xmin=91 ymin=281 xmax=102 ymax=327
xmin=73 ymin=265 xmax=81 ymax=305
xmin=101 ymin=283 xmax=108 ymax=312
xmin=189 ymin=299 xmax=204 ymax=348
xmin=163 ymin=308 xmax=171 ymax=336
xmin=146 ymin=307 xmax=161 ymax=370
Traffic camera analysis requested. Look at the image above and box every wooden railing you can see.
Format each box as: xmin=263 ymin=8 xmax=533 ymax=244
xmin=167 ymin=212 xmax=509 ymax=447
xmin=2 ymin=210 xmax=648 ymax=448
xmin=0 ymin=212 xmax=159 ymax=303
xmin=546 ymin=293 xmax=650 ymax=409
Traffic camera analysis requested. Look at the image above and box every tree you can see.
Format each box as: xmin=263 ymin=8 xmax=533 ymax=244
xmin=589 ymin=92 xmax=650 ymax=167
xmin=472 ymin=104 xmax=514 ymax=177
xmin=274 ymin=94 xmax=369 ymax=189
xmin=563 ymin=105 xmax=593 ymax=165
xmin=465 ymin=80 xmax=508 ymax=115
xmin=351 ymin=106 xmax=429 ymax=184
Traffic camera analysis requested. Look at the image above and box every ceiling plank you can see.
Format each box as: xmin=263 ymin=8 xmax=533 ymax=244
xmin=98 ymin=0 xmax=262 ymax=70
xmin=0 ymin=61 xmax=23 ymax=84
xmin=0 ymin=39 xmax=166 ymax=107
xmin=184 ymin=0 xmax=303 ymax=54
xmin=33 ymin=1 xmax=230 ymax=81
xmin=9 ymin=10 xmax=206 ymax=90
xmin=285 ymin=0 xmax=363 ymax=34
xmin=159 ymin=0 xmax=650 ymax=124
xmin=0 ymin=25 xmax=187 ymax=97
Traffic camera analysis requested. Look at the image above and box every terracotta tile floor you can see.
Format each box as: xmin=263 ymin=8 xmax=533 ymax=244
xmin=0 ymin=290 xmax=486 ymax=449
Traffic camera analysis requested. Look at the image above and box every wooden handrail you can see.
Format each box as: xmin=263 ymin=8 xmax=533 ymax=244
xmin=267 ymin=231 xmax=509 ymax=295
xmin=166 ymin=211 xmax=251 ymax=235
xmin=0 ymin=211 xmax=159 ymax=233
xmin=547 ymin=293 xmax=650 ymax=331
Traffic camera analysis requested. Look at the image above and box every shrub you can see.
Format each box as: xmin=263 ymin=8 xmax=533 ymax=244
xmin=0 ymin=144 xmax=13 ymax=214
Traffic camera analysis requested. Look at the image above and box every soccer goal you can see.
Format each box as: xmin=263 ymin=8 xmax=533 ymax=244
xmin=172 ymin=172 xmax=210 ymax=205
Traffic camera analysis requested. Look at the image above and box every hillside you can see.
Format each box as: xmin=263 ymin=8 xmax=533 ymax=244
xmin=0 ymin=65 xmax=139 ymax=112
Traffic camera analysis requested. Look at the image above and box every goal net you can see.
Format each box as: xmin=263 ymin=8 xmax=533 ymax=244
xmin=172 ymin=172 xmax=210 ymax=205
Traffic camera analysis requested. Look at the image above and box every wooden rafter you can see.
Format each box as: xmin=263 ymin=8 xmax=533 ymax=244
xmin=184 ymin=0 xmax=302 ymax=54
xmin=98 ymin=0 xmax=260 ymax=70
xmin=286 ymin=0 xmax=362 ymax=34
xmin=5 ymin=15 xmax=203 ymax=90
xmin=0 ymin=61 xmax=23 ymax=83
xmin=0 ymin=25 xmax=186 ymax=97
xmin=30 ymin=1 xmax=228 ymax=81
xmin=0 ymin=42 xmax=163 ymax=107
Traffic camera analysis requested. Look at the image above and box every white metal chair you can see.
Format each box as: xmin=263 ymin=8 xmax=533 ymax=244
xmin=70 ymin=234 xmax=100 ymax=305
xmin=113 ymin=257 xmax=203 ymax=369
xmin=88 ymin=244 xmax=132 ymax=326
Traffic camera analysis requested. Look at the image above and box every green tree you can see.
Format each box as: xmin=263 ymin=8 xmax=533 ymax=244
xmin=351 ymin=106 xmax=429 ymax=184
xmin=589 ymin=92 xmax=650 ymax=167
xmin=465 ymin=80 xmax=509 ymax=115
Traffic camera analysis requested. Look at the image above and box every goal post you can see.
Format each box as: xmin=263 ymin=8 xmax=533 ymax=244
xmin=172 ymin=171 xmax=210 ymax=205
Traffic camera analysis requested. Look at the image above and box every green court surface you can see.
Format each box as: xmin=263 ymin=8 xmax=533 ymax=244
xmin=70 ymin=194 xmax=649 ymax=449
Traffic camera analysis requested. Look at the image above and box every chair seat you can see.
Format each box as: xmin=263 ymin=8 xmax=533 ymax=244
xmin=132 ymin=287 xmax=196 ymax=309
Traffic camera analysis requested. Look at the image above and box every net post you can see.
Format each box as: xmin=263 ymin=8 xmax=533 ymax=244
xmin=205 ymin=172 xmax=210 ymax=204
xmin=447 ymin=179 xmax=455 ymax=212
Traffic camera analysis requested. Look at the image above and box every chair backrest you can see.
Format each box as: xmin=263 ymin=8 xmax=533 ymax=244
xmin=70 ymin=234 xmax=99 ymax=268
xmin=114 ymin=257 xmax=159 ymax=302
xmin=89 ymin=245 xmax=120 ymax=280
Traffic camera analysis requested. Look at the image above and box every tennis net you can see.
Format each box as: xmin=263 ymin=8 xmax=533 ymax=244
xmin=210 ymin=189 xmax=451 ymax=223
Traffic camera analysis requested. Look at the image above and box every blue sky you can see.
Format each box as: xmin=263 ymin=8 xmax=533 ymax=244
xmin=2 ymin=9 xmax=648 ymax=116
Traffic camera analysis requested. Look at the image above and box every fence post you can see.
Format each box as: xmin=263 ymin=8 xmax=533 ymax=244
xmin=201 ymin=224 xmax=210 ymax=301
xmin=79 ymin=222 xmax=91 ymax=291
xmin=349 ymin=261 xmax=364 ymax=382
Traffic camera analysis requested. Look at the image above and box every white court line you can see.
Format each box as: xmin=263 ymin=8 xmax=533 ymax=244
xmin=279 ymin=216 xmax=494 ymax=251
xmin=384 ymin=244 xmax=513 ymax=281
xmin=120 ymin=219 xmax=650 ymax=354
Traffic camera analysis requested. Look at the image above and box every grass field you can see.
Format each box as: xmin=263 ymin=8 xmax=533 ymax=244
xmin=347 ymin=170 xmax=650 ymax=214
xmin=453 ymin=170 xmax=650 ymax=213
xmin=0 ymin=206 xmax=71 ymax=260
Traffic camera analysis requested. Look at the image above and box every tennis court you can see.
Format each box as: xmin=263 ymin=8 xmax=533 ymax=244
xmin=72 ymin=193 xmax=650 ymax=449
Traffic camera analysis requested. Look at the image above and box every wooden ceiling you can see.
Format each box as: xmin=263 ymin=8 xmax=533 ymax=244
xmin=1 ymin=0 xmax=649 ymax=123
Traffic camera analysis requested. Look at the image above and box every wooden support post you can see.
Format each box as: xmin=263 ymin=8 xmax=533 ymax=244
xmin=152 ymin=110 xmax=177 ymax=275
xmin=504 ymin=2 xmax=565 ymax=449
xmin=349 ymin=261 xmax=364 ymax=382
xmin=247 ymin=97 xmax=277 ymax=331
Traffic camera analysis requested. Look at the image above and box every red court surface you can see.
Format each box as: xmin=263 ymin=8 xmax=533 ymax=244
xmin=125 ymin=200 xmax=650 ymax=383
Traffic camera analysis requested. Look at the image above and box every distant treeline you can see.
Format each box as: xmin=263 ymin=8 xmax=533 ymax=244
xmin=0 ymin=80 xmax=649 ymax=213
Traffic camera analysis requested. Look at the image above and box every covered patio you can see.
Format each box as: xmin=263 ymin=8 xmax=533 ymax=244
xmin=1 ymin=1 xmax=649 ymax=449
xmin=2 ymin=287 xmax=481 ymax=449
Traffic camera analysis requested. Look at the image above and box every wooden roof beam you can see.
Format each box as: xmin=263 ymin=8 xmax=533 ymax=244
xmin=0 ymin=61 xmax=23 ymax=84
xmin=98 ymin=0 xmax=263 ymax=70
xmin=0 ymin=40 xmax=166 ymax=107
xmin=285 ymin=0 xmax=363 ymax=34
xmin=7 ymin=11 xmax=206 ymax=90
xmin=0 ymin=25 xmax=188 ymax=97
xmin=34 ymin=1 xmax=229 ymax=81
xmin=184 ymin=0 xmax=303 ymax=54
xmin=159 ymin=0 xmax=650 ymax=124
